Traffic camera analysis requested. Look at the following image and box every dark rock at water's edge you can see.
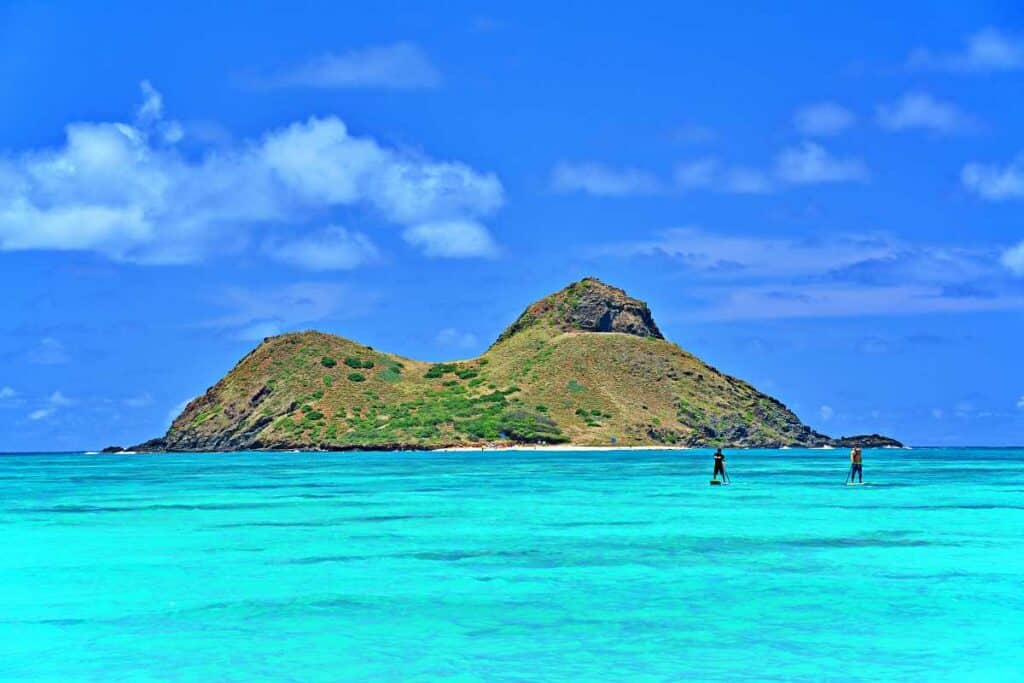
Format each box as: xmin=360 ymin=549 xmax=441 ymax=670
xmin=830 ymin=434 xmax=905 ymax=448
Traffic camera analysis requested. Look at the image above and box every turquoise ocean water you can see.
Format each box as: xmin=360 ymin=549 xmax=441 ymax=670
xmin=1 ymin=448 xmax=1022 ymax=681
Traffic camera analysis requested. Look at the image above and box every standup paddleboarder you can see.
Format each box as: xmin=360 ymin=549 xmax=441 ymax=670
xmin=712 ymin=448 xmax=729 ymax=483
xmin=849 ymin=447 xmax=863 ymax=483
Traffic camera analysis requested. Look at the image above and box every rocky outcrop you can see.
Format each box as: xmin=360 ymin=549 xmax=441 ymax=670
xmin=830 ymin=434 xmax=904 ymax=448
xmin=495 ymin=277 xmax=663 ymax=344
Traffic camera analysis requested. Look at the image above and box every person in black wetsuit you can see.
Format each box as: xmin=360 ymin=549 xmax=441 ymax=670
xmin=712 ymin=448 xmax=729 ymax=483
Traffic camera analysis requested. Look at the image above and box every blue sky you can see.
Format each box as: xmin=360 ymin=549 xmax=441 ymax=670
xmin=1 ymin=1 xmax=1023 ymax=449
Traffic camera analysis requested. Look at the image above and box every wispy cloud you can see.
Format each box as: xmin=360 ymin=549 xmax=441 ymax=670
xmin=29 ymin=391 xmax=73 ymax=421
xmin=550 ymin=162 xmax=662 ymax=197
xmin=265 ymin=226 xmax=380 ymax=270
xmin=794 ymin=102 xmax=856 ymax=136
xmin=560 ymin=142 xmax=866 ymax=198
xmin=908 ymin=28 xmax=1024 ymax=73
xmin=876 ymin=93 xmax=976 ymax=134
xmin=27 ymin=337 xmax=70 ymax=365
xmin=592 ymin=227 xmax=1024 ymax=320
xmin=207 ymin=283 xmax=376 ymax=341
xmin=675 ymin=160 xmax=773 ymax=194
xmin=961 ymin=155 xmax=1024 ymax=201
xmin=436 ymin=328 xmax=479 ymax=350
xmin=0 ymin=386 xmax=16 ymax=400
xmin=0 ymin=82 xmax=503 ymax=264
xmin=252 ymin=43 xmax=441 ymax=90
xmin=774 ymin=142 xmax=868 ymax=184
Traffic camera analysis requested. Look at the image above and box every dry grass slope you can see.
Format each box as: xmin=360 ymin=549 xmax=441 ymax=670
xmin=159 ymin=278 xmax=830 ymax=451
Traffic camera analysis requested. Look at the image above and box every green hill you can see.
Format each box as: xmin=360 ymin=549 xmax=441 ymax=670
xmin=126 ymin=278 xmax=899 ymax=451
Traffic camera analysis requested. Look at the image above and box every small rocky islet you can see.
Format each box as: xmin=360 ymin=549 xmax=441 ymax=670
xmin=113 ymin=278 xmax=901 ymax=452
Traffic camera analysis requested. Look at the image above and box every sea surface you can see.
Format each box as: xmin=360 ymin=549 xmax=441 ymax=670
xmin=1 ymin=448 xmax=1022 ymax=682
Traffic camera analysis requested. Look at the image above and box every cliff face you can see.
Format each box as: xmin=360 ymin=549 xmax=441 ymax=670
xmin=126 ymin=278 xmax=900 ymax=451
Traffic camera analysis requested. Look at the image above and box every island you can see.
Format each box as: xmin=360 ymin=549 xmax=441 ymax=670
xmin=113 ymin=278 xmax=902 ymax=452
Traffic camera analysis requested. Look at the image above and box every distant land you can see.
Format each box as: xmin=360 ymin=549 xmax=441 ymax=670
xmin=111 ymin=278 xmax=901 ymax=452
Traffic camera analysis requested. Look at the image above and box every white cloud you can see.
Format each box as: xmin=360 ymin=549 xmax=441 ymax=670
xmin=961 ymin=156 xmax=1024 ymax=201
xmin=28 ymin=390 xmax=74 ymax=421
xmin=1002 ymin=241 xmax=1024 ymax=275
xmin=908 ymin=28 xmax=1024 ymax=73
xmin=436 ymin=328 xmax=479 ymax=350
xmin=877 ymin=93 xmax=975 ymax=134
xmin=208 ymin=282 xmax=375 ymax=341
xmin=403 ymin=220 xmax=498 ymax=258
xmin=0 ymin=82 xmax=502 ymax=264
xmin=551 ymin=162 xmax=662 ymax=196
xmin=775 ymin=142 xmax=868 ymax=184
xmin=794 ymin=102 xmax=856 ymax=136
xmin=123 ymin=393 xmax=153 ymax=408
xmin=266 ymin=226 xmax=380 ymax=270
xmin=255 ymin=43 xmax=441 ymax=89
xmin=674 ymin=160 xmax=773 ymax=194
xmin=1017 ymin=396 xmax=1024 ymax=410
xmin=0 ymin=386 xmax=16 ymax=400
xmin=594 ymin=227 xmax=1024 ymax=320
xmin=27 ymin=337 xmax=69 ymax=365
xmin=819 ymin=405 xmax=834 ymax=421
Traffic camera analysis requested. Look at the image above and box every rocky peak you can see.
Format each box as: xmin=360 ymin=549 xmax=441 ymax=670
xmin=494 ymin=277 xmax=664 ymax=344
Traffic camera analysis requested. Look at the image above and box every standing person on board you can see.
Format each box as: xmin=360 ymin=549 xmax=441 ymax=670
xmin=712 ymin=447 xmax=729 ymax=483
xmin=849 ymin=447 xmax=863 ymax=484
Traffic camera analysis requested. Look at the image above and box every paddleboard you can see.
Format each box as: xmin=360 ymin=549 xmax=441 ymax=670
xmin=710 ymin=480 xmax=728 ymax=486
xmin=846 ymin=482 xmax=867 ymax=486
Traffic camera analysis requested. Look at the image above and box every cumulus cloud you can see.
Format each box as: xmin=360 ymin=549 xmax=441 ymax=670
xmin=265 ymin=226 xmax=380 ymax=270
xmin=207 ymin=282 xmax=375 ymax=341
xmin=794 ymin=102 xmax=856 ymax=136
xmin=774 ymin=142 xmax=868 ymax=184
xmin=0 ymin=82 xmax=503 ymax=264
xmin=403 ymin=220 xmax=498 ymax=258
xmin=550 ymin=162 xmax=662 ymax=196
xmin=254 ymin=43 xmax=441 ymax=89
xmin=908 ymin=28 xmax=1024 ymax=72
xmin=877 ymin=93 xmax=975 ymax=134
xmin=0 ymin=386 xmax=16 ymax=400
xmin=1003 ymin=242 xmax=1024 ymax=275
xmin=961 ymin=156 xmax=1024 ymax=201
xmin=1017 ymin=396 xmax=1024 ymax=410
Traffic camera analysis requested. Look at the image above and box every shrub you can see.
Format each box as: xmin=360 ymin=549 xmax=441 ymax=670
xmin=348 ymin=372 xmax=366 ymax=382
xmin=321 ymin=356 xmax=337 ymax=368
xmin=456 ymin=369 xmax=478 ymax=380
xmin=425 ymin=363 xmax=457 ymax=379
xmin=306 ymin=411 xmax=324 ymax=421
xmin=362 ymin=360 xmax=375 ymax=369
xmin=535 ymin=405 xmax=548 ymax=413
xmin=344 ymin=356 xmax=363 ymax=369
xmin=323 ymin=376 xmax=333 ymax=387
xmin=567 ymin=380 xmax=585 ymax=393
